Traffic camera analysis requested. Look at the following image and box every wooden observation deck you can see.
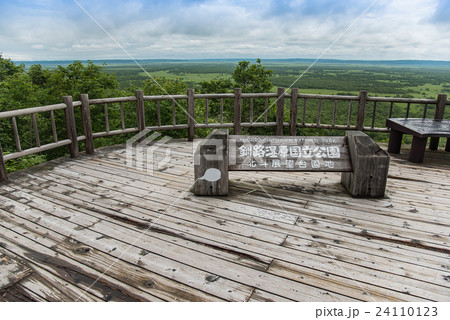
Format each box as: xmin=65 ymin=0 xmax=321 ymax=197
xmin=1 ymin=140 xmax=449 ymax=301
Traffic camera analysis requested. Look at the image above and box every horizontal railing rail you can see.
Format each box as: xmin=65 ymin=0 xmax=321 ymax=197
xmin=0 ymin=89 xmax=448 ymax=182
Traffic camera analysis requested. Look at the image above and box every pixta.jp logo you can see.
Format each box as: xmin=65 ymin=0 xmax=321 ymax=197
xmin=126 ymin=129 xmax=172 ymax=175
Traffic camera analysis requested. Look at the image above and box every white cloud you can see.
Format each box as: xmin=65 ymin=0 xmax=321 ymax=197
xmin=1 ymin=0 xmax=449 ymax=61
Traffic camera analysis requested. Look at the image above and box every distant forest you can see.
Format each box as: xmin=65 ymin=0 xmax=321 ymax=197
xmin=16 ymin=58 xmax=450 ymax=98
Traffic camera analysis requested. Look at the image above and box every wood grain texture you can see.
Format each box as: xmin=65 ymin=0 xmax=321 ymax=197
xmin=289 ymin=88 xmax=299 ymax=136
xmin=0 ymin=250 xmax=32 ymax=291
xmin=187 ymin=89 xmax=195 ymax=141
xmin=356 ymin=90 xmax=367 ymax=131
xmin=80 ymin=94 xmax=94 ymax=154
xmin=194 ymin=129 xmax=229 ymax=195
xmin=430 ymin=94 xmax=448 ymax=150
xmin=0 ymin=143 xmax=7 ymax=182
xmin=233 ymin=88 xmax=242 ymax=135
xmin=135 ymin=90 xmax=145 ymax=133
xmin=31 ymin=114 xmax=40 ymax=147
xmin=1 ymin=139 xmax=449 ymax=301
xmin=341 ymin=131 xmax=389 ymax=198
xmin=276 ymin=88 xmax=285 ymax=136
xmin=386 ymin=118 xmax=450 ymax=138
xmin=62 ymin=96 xmax=79 ymax=158
xmin=11 ymin=116 xmax=21 ymax=152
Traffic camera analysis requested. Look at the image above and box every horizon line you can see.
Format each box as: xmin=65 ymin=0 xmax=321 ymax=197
xmin=12 ymin=57 xmax=450 ymax=64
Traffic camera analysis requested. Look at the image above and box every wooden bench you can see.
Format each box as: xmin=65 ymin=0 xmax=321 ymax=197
xmin=386 ymin=118 xmax=450 ymax=163
xmin=194 ymin=129 xmax=389 ymax=198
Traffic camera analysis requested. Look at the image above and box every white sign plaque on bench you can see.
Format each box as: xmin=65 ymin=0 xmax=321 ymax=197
xmin=228 ymin=135 xmax=352 ymax=172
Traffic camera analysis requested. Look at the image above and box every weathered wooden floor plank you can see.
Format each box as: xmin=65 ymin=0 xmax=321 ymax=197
xmin=1 ymin=140 xmax=449 ymax=301
xmin=1 ymin=180 xmax=442 ymax=302
xmin=0 ymin=215 xmax=163 ymax=302
xmin=91 ymin=150 xmax=450 ymax=229
xmin=0 ymin=194 xmax=254 ymax=301
xmin=0 ymin=182 xmax=356 ymax=301
xmin=11 ymin=168 xmax=450 ymax=290
xmin=50 ymin=160 xmax=450 ymax=248
xmin=0 ymin=208 xmax=225 ymax=302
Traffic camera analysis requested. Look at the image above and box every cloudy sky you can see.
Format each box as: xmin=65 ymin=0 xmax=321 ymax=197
xmin=1 ymin=0 xmax=450 ymax=61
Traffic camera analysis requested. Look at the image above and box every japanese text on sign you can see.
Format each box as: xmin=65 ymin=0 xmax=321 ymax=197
xmin=229 ymin=136 xmax=349 ymax=171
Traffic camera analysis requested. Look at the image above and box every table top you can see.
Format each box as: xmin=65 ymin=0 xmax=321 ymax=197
xmin=386 ymin=118 xmax=450 ymax=138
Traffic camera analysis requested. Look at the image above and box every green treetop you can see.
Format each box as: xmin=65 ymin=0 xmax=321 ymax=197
xmin=232 ymin=58 xmax=273 ymax=93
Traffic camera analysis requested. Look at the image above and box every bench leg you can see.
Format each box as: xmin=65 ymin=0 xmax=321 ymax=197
xmin=429 ymin=137 xmax=440 ymax=150
xmin=387 ymin=130 xmax=403 ymax=154
xmin=446 ymin=138 xmax=450 ymax=152
xmin=341 ymin=131 xmax=389 ymax=198
xmin=409 ymin=136 xmax=427 ymax=163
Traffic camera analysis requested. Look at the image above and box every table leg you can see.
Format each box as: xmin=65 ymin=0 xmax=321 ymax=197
xmin=445 ymin=138 xmax=450 ymax=152
xmin=429 ymin=137 xmax=440 ymax=150
xmin=409 ymin=136 xmax=427 ymax=163
xmin=387 ymin=130 xmax=403 ymax=154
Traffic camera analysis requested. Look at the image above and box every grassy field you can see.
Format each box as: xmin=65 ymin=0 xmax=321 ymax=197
xmin=138 ymin=70 xmax=232 ymax=83
xmin=101 ymin=60 xmax=450 ymax=100
xmin=104 ymin=60 xmax=236 ymax=88
xmin=25 ymin=59 xmax=450 ymax=98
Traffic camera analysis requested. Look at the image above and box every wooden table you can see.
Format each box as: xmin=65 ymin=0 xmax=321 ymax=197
xmin=386 ymin=118 xmax=450 ymax=163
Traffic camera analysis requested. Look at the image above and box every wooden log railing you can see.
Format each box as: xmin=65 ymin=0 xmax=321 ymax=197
xmin=0 ymin=89 xmax=448 ymax=182
xmin=0 ymin=102 xmax=76 ymax=161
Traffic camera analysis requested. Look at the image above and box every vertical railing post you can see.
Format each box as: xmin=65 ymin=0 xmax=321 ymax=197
xmin=276 ymin=87 xmax=285 ymax=136
xmin=62 ymin=96 xmax=79 ymax=158
xmin=289 ymin=88 xmax=299 ymax=136
xmin=233 ymin=88 xmax=242 ymax=135
xmin=356 ymin=90 xmax=368 ymax=131
xmin=80 ymin=94 xmax=94 ymax=154
xmin=0 ymin=143 xmax=7 ymax=182
xmin=187 ymin=89 xmax=195 ymax=141
xmin=429 ymin=93 xmax=447 ymax=150
xmin=135 ymin=90 xmax=145 ymax=133
xmin=434 ymin=94 xmax=447 ymax=119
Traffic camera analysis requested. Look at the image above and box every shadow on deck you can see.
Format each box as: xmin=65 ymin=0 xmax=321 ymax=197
xmin=0 ymin=139 xmax=449 ymax=301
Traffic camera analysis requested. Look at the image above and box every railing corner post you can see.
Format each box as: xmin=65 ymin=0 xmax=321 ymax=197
xmin=429 ymin=93 xmax=448 ymax=150
xmin=0 ymin=143 xmax=8 ymax=182
xmin=276 ymin=87 xmax=285 ymax=136
xmin=135 ymin=90 xmax=145 ymax=133
xmin=80 ymin=94 xmax=94 ymax=154
xmin=356 ymin=90 xmax=368 ymax=131
xmin=187 ymin=88 xmax=195 ymax=141
xmin=289 ymin=88 xmax=298 ymax=136
xmin=233 ymin=88 xmax=242 ymax=135
xmin=62 ymin=95 xmax=79 ymax=158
